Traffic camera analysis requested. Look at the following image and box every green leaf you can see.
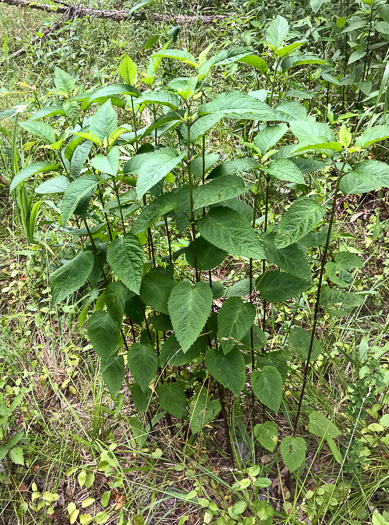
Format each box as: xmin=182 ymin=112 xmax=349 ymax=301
xmin=136 ymin=89 xmax=180 ymax=110
xmin=257 ymin=271 xmax=311 ymax=303
xmin=90 ymin=147 xmax=120 ymax=176
xmin=185 ymin=236 xmax=226 ymax=271
xmin=275 ymin=196 xmax=326 ymax=248
xmin=310 ymin=0 xmax=326 ymax=12
xmin=35 ymin=175 xmax=69 ymax=194
xmin=136 ymin=150 xmax=185 ymax=200
xmin=254 ymin=124 xmax=288 ymax=155
xmin=20 ymin=120 xmax=55 ymax=144
xmin=209 ymin=157 xmax=259 ymax=178
xmin=85 ymin=84 xmax=140 ymax=108
xmin=262 ymin=159 xmax=306 ymax=185
xmin=325 ymin=251 xmax=363 ymax=288
xmin=50 ymin=251 xmax=94 ymax=305
xmin=251 ymin=366 xmax=283 ymax=412
xmin=290 ymin=120 xmax=335 ymax=144
xmin=186 ymin=114 xmax=222 ymax=142
xmin=54 ymin=67 xmax=75 ymax=96
xmin=168 ymin=281 xmax=213 ymax=353
xmin=263 ymin=232 xmax=312 ymax=281
xmin=225 ymin=278 xmax=255 ymax=297
xmin=275 ymin=41 xmax=306 ymax=58
xmin=151 ymin=49 xmax=198 ymax=68
xmin=193 ymin=175 xmax=250 ymax=210
xmin=119 ymin=55 xmax=137 ymax=85
xmin=159 ymin=382 xmax=187 ymax=419
xmin=348 ymin=50 xmax=366 ymax=65
xmin=308 ymin=411 xmax=341 ymax=439
xmin=107 ymin=233 xmax=144 ymax=294
xmin=9 ymin=446 xmax=24 ymax=465
xmin=197 ymin=207 xmax=265 ymax=260
xmin=90 ymin=100 xmax=118 ymax=143
xmin=289 ymin=327 xmax=321 ymax=362
xmin=189 ymin=393 xmax=221 ymax=434
xmin=280 ymin=436 xmax=306 ymax=472
xmin=132 ymin=191 xmax=178 ymax=234
xmin=356 ymin=125 xmax=389 ymax=148
xmin=320 ymin=288 xmax=364 ymax=308
xmin=327 ymin=436 xmax=342 ymax=463
xmin=87 ymin=311 xmax=120 ymax=359
xmin=70 ymin=141 xmax=93 ymax=179
xmin=218 ymin=297 xmax=256 ymax=354
xmin=131 ymin=383 xmax=151 ymax=413
xmin=159 ymin=333 xmax=202 ymax=367
xmin=28 ymin=105 xmax=65 ymax=121
xmin=282 ymin=54 xmax=327 ymax=70
xmin=266 ymin=15 xmax=289 ymax=49
xmin=101 ymin=356 xmax=125 ymax=397
xmin=339 ymin=160 xmax=389 ymax=195
xmin=10 ymin=162 xmax=59 ymax=192
xmin=239 ymin=55 xmax=268 ymax=72
xmin=60 ymin=175 xmax=99 ymax=226
xmin=127 ymin=343 xmax=158 ymax=392
xmin=254 ymin=421 xmax=278 ymax=452
xmin=206 ymin=347 xmax=245 ymax=396
xmin=339 ymin=125 xmax=352 ymax=148
xmin=105 ymin=281 xmax=129 ymax=325
xmin=140 ymin=273 xmax=175 ymax=314
xmin=198 ymin=91 xmax=284 ymax=121
xmin=210 ymin=46 xmax=253 ymax=66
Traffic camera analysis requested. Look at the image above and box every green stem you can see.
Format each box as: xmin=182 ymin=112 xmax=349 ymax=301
xmin=112 ymin=176 xmax=126 ymax=234
xmin=186 ymin=110 xmax=199 ymax=282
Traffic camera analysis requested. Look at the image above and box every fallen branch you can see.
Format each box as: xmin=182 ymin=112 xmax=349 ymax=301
xmin=1 ymin=0 xmax=230 ymax=24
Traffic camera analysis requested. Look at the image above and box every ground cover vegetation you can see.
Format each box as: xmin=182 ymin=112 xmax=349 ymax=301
xmin=0 ymin=0 xmax=389 ymax=523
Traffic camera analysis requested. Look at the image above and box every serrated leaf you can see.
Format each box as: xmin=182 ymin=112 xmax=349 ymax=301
xmin=20 ymin=120 xmax=55 ymax=144
xmin=262 ymin=159 xmax=306 ymax=185
xmin=266 ymin=16 xmax=289 ymax=49
xmin=131 ymin=383 xmax=151 ymax=413
xmin=264 ymin=231 xmax=312 ymax=281
xmin=105 ymin=281 xmax=129 ymax=325
xmin=280 ymin=436 xmax=306 ymax=471
xmin=257 ymin=271 xmax=311 ymax=303
xmin=339 ymin=160 xmax=389 ymax=195
xmin=289 ymin=326 xmax=321 ymax=362
xmin=251 ymin=366 xmax=283 ymax=412
xmin=9 ymin=446 xmax=24 ymax=465
xmin=254 ymin=421 xmax=278 ymax=452
xmin=168 ymin=281 xmax=213 ymax=353
xmin=290 ymin=120 xmax=335 ymax=144
xmin=356 ymin=125 xmax=389 ymax=148
xmin=218 ymin=297 xmax=256 ymax=354
xmin=101 ymin=356 xmax=124 ymax=397
xmin=189 ymin=393 xmax=221 ymax=434
xmin=107 ymin=233 xmax=144 ymax=294
xmin=119 ymin=55 xmax=137 ymax=84
xmin=140 ymin=273 xmax=175 ymax=314
xmin=90 ymin=147 xmax=120 ymax=176
xmin=193 ymin=175 xmax=249 ymax=209
xmin=197 ymin=207 xmax=265 ymax=260
xmin=159 ymin=333 xmax=202 ymax=367
xmin=136 ymin=150 xmax=185 ymax=200
xmin=10 ymin=162 xmax=59 ymax=192
xmin=132 ymin=192 xmax=178 ymax=234
xmin=320 ymin=288 xmax=364 ymax=308
xmin=87 ymin=311 xmax=120 ymax=359
xmin=275 ymin=196 xmax=326 ymax=248
xmin=90 ymin=100 xmax=118 ymax=143
xmin=70 ymin=141 xmax=93 ymax=180
xmin=128 ymin=343 xmax=158 ymax=392
xmin=254 ymin=124 xmax=288 ymax=155
xmin=185 ymin=236 xmax=226 ymax=270
xmin=60 ymin=175 xmax=99 ymax=226
xmin=159 ymin=382 xmax=187 ymax=419
xmin=50 ymin=251 xmax=94 ymax=305
xmin=308 ymin=411 xmax=341 ymax=438
xmin=206 ymin=347 xmax=245 ymax=396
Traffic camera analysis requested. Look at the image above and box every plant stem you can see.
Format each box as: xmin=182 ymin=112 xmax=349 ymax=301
xmin=218 ymin=383 xmax=233 ymax=456
xmin=186 ymin=109 xmax=199 ymax=281
xmin=164 ymin=217 xmax=172 ymax=264
xmin=112 ymin=176 xmax=126 ymax=234
xmin=293 ymin=173 xmax=342 ymax=436
xmin=262 ymin=175 xmax=270 ymax=332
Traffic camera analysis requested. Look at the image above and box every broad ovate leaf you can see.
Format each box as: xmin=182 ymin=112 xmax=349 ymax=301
xmin=254 ymin=421 xmax=278 ymax=452
xmin=60 ymin=175 xmax=99 ymax=226
xmin=87 ymin=311 xmax=120 ymax=359
xmin=251 ymin=366 xmax=283 ymax=412
xmin=206 ymin=347 xmax=245 ymax=396
xmin=107 ymin=233 xmax=144 ymax=294
xmin=289 ymin=327 xmax=321 ymax=362
xmin=101 ymin=356 xmax=125 ymax=397
xmin=275 ymin=196 xmax=326 ymax=248
xmin=168 ymin=281 xmax=213 ymax=353
xmin=218 ymin=297 xmax=256 ymax=354
xmin=158 ymin=382 xmax=187 ymax=419
xmin=280 ymin=436 xmax=307 ymax=472
xmin=50 ymin=251 xmax=94 ymax=305
xmin=257 ymin=271 xmax=311 ymax=303
xmin=127 ymin=343 xmax=158 ymax=393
